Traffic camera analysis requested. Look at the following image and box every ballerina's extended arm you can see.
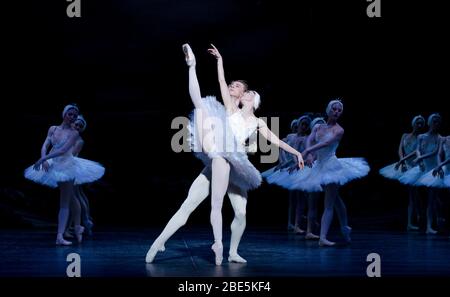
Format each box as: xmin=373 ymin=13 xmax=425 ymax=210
xmin=208 ymin=44 xmax=238 ymax=114
xmin=257 ymin=119 xmax=304 ymax=169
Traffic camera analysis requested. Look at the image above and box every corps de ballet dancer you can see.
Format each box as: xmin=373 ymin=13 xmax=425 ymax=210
xmin=399 ymin=113 xmax=442 ymax=234
xmin=24 ymin=105 xmax=105 ymax=245
xmin=263 ymin=115 xmax=320 ymax=239
xmin=146 ymin=44 xmax=304 ymax=265
xmin=379 ymin=115 xmax=425 ymax=230
xmin=419 ymin=135 xmax=450 ymax=189
xmin=264 ymin=100 xmax=370 ymax=246
xmin=64 ymin=115 xmax=95 ymax=238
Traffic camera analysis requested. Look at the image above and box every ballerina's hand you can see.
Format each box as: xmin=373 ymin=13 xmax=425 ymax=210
xmin=33 ymin=159 xmax=44 ymax=171
xmin=304 ymin=154 xmax=314 ymax=168
xmin=207 ymin=44 xmax=222 ymax=59
xmin=297 ymin=154 xmax=304 ymax=170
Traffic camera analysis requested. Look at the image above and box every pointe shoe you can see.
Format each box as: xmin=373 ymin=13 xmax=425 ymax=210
xmin=182 ymin=44 xmax=196 ymax=66
xmin=211 ymin=242 xmax=223 ymax=266
xmin=287 ymin=224 xmax=295 ymax=231
xmin=145 ymin=243 xmax=166 ymax=263
xmin=341 ymin=226 xmax=352 ymax=243
xmin=426 ymin=228 xmax=438 ymax=235
xmin=318 ymin=238 xmax=336 ymax=247
xmin=407 ymin=224 xmax=419 ymax=231
xmin=293 ymin=226 xmax=306 ymax=234
xmin=228 ymin=253 xmax=247 ymax=263
xmin=75 ymin=225 xmax=85 ymax=243
xmin=305 ymin=233 xmax=320 ymax=240
xmin=56 ymin=237 xmax=72 ymax=246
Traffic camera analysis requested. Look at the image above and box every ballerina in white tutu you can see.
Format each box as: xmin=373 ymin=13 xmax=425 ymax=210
xmin=146 ymin=44 xmax=304 ymax=265
xmin=24 ymin=105 xmax=105 ymax=245
xmin=399 ymin=113 xmax=442 ymax=234
xmin=419 ymin=135 xmax=450 ymax=188
xmin=379 ymin=115 xmax=425 ymax=230
xmin=64 ymin=115 xmax=95 ymax=239
xmin=266 ymin=100 xmax=370 ymax=246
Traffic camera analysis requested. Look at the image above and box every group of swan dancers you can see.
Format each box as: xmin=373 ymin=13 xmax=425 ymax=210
xmin=23 ymin=43 xmax=448 ymax=266
xmin=380 ymin=113 xmax=449 ymax=234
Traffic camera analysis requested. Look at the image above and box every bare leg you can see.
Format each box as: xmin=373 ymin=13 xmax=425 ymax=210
xmin=319 ymin=183 xmax=339 ymax=246
xmin=56 ymin=182 xmax=75 ymax=245
xmin=145 ymin=172 xmax=210 ymax=263
xmin=407 ymin=186 xmax=419 ymax=230
xmin=228 ymin=185 xmax=248 ymax=263
xmin=293 ymin=191 xmax=306 ymax=234
xmin=426 ymin=189 xmax=437 ymax=234
xmin=287 ymin=191 xmax=294 ymax=231
xmin=210 ymin=157 xmax=230 ymax=265
xmin=70 ymin=193 xmax=84 ymax=243
xmin=334 ymin=194 xmax=351 ymax=242
xmin=305 ymin=193 xmax=319 ymax=240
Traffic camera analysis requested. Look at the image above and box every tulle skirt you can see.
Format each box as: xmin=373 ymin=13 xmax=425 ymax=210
xmin=264 ymin=155 xmax=370 ymax=192
xmin=24 ymin=155 xmax=105 ymax=188
xmin=416 ymin=166 xmax=450 ymax=188
xmin=379 ymin=163 xmax=407 ymax=180
xmin=188 ymin=96 xmax=261 ymax=191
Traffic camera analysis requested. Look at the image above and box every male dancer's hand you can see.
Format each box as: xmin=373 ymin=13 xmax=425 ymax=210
xmin=207 ymin=44 xmax=222 ymax=60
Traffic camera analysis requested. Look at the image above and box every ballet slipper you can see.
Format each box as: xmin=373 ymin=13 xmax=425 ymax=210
xmin=407 ymin=224 xmax=419 ymax=231
xmin=228 ymin=253 xmax=247 ymax=263
xmin=341 ymin=226 xmax=352 ymax=243
xmin=145 ymin=241 xmax=166 ymax=263
xmin=426 ymin=228 xmax=438 ymax=235
xmin=293 ymin=226 xmax=305 ymax=234
xmin=318 ymin=238 xmax=336 ymax=247
xmin=56 ymin=234 xmax=72 ymax=246
xmin=305 ymin=233 xmax=319 ymax=240
xmin=211 ymin=241 xmax=223 ymax=266
xmin=182 ymin=44 xmax=196 ymax=67
xmin=75 ymin=225 xmax=85 ymax=243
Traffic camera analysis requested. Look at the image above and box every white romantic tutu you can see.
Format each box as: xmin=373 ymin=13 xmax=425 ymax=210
xmin=188 ymin=96 xmax=262 ymax=191
xmin=379 ymin=163 xmax=407 ymax=181
xmin=416 ymin=166 xmax=450 ymax=188
xmin=265 ymin=156 xmax=370 ymax=192
xmin=24 ymin=155 xmax=105 ymax=188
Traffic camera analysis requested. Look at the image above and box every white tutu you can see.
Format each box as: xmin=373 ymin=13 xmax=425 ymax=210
xmin=283 ymin=156 xmax=370 ymax=192
xmin=24 ymin=155 xmax=105 ymax=188
xmin=188 ymin=96 xmax=261 ymax=191
xmin=416 ymin=166 xmax=450 ymax=188
xmin=379 ymin=163 xmax=407 ymax=181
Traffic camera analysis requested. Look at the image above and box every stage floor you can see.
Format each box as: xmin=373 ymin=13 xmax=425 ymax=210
xmin=1 ymin=228 xmax=449 ymax=277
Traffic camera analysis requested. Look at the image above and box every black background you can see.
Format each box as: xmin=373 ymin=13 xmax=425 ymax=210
xmin=1 ymin=0 xmax=449 ymax=230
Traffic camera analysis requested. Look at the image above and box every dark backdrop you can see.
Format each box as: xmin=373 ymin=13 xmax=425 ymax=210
xmin=1 ymin=0 xmax=449 ymax=229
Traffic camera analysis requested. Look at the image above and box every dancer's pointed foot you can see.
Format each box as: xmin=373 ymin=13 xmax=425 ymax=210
xmin=56 ymin=236 xmax=72 ymax=246
xmin=426 ymin=228 xmax=438 ymax=235
xmin=341 ymin=226 xmax=352 ymax=243
xmin=211 ymin=241 xmax=223 ymax=266
xmin=305 ymin=232 xmax=320 ymax=240
xmin=293 ymin=226 xmax=305 ymax=234
xmin=145 ymin=242 xmax=166 ymax=263
xmin=318 ymin=238 xmax=336 ymax=247
xmin=75 ymin=225 xmax=85 ymax=244
xmin=228 ymin=253 xmax=247 ymax=263
xmin=407 ymin=224 xmax=419 ymax=231
xmin=182 ymin=44 xmax=196 ymax=66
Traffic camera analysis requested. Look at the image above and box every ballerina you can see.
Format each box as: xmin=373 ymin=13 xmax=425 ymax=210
xmin=265 ymin=100 xmax=370 ymax=246
xmin=379 ymin=115 xmax=425 ymax=230
xmin=399 ymin=113 xmax=442 ymax=234
xmin=24 ymin=105 xmax=104 ymax=245
xmin=419 ymin=135 xmax=450 ymax=188
xmin=146 ymin=44 xmax=304 ymax=265
xmin=64 ymin=115 xmax=95 ymax=239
